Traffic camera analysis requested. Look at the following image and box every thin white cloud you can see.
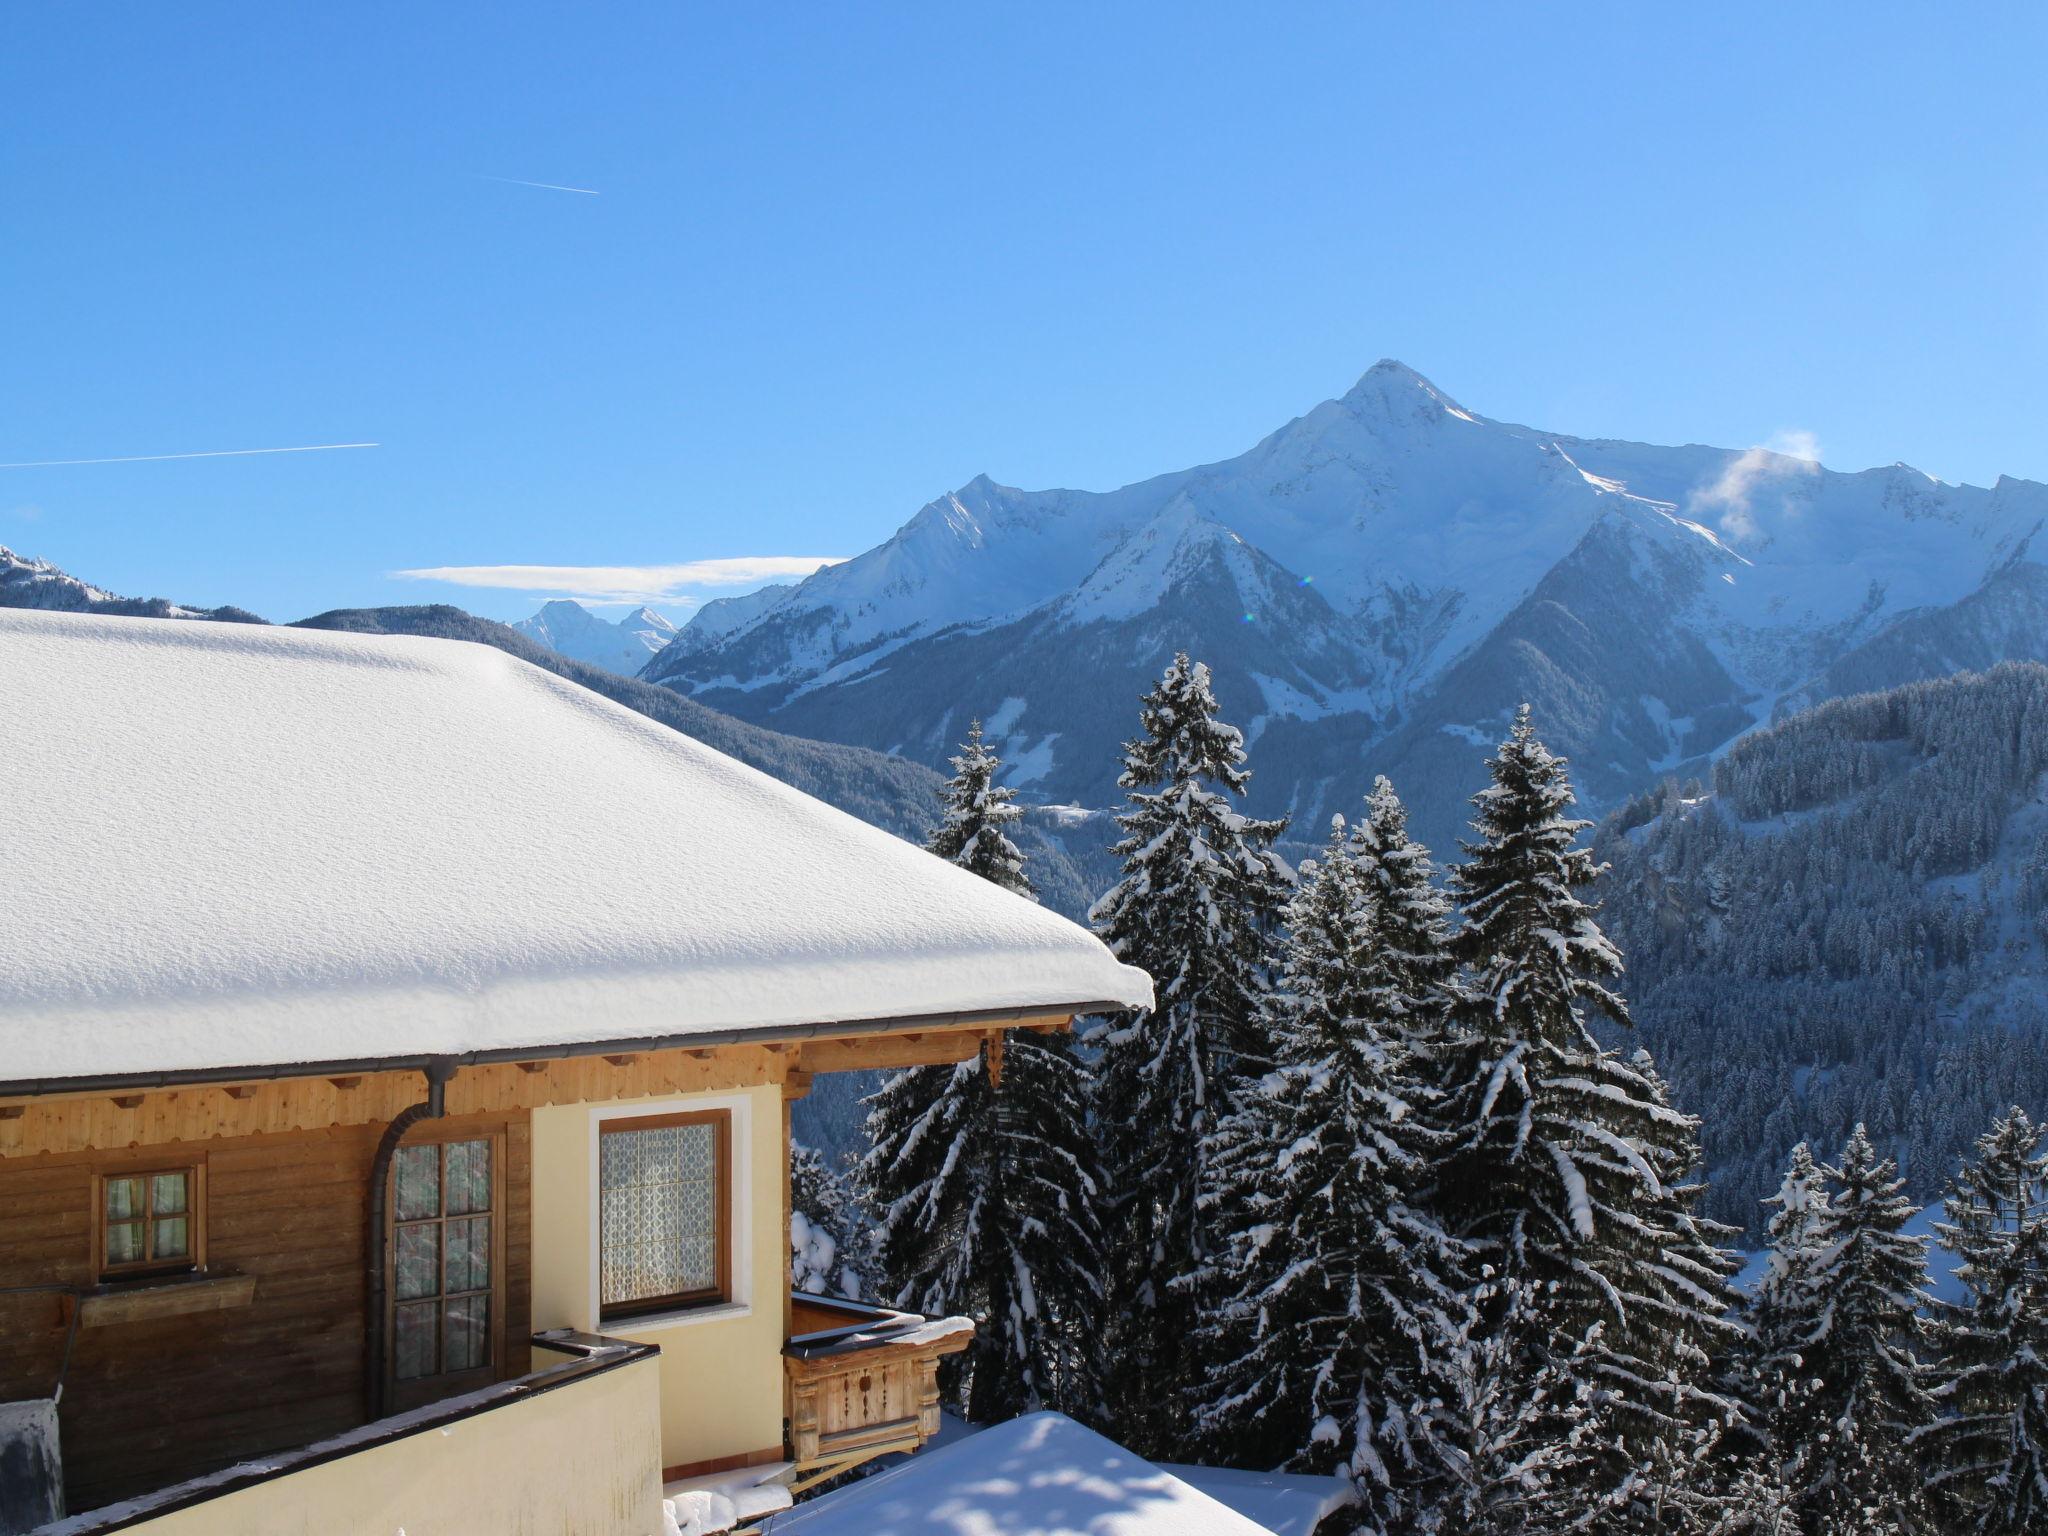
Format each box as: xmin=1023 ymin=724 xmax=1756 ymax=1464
xmin=1689 ymin=430 xmax=1823 ymax=541
xmin=0 ymin=442 xmax=378 ymax=470
xmin=481 ymin=175 xmax=600 ymax=196
xmin=392 ymin=556 xmax=845 ymax=604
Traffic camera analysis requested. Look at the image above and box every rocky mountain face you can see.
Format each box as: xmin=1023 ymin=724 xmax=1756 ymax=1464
xmin=644 ymin=363 xmax=2048 ymax=854
xmin=512 ymin=598 xmax=678 ymax=676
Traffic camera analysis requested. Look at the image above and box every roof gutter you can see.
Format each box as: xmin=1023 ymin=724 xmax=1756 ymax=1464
xmin=0 ymin=999 xmax=1133 ymax=1101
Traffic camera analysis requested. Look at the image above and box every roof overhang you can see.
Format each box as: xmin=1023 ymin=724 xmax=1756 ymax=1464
xmin=0 ymin=999 xmax=1116 ymax=1101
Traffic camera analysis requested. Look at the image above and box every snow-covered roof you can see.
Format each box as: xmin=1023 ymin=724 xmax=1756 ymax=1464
xmin=765 ymin=1412 xmax=1286 ymax=1536
xmin=0 ymin=611 xmax=1151 ymax=1087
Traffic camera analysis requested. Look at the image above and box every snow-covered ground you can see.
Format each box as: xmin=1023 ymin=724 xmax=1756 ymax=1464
xmin=765 ymin=1412 xmax=1350 ymax=1536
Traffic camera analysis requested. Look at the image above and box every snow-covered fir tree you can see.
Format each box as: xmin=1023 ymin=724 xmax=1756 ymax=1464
xmin=1747 ymin=1141 xmax=1830 ymax=1480
xmin=1090 ymin=653 xmax=1290 ymax=1455
xmin=1191 ymin=812 xmax=1465 ymax=1531
xmin=1921 ymin=1107 xmax=2048 ymax=1535
xmin=791 ymin=1141 xmax=870 ymax=1300
xmin=1430 ymin=705 xmax=1742 ymax=1532
xmin=1350 ymin=775 xmax=1460 ymax=1046
xmin=924 ymin=718 xmax=1031 ymax=895
xmin=861 ymin=1035 xmax=1107 ymax=1422
xmin=1790 ymin=1124 xmax=1936 ymax=1535
xmin=858 ymin=723 xmax=1106 ymax=1422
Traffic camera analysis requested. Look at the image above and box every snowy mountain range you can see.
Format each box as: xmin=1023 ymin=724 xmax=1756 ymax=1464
xmin=0 ymin=545 xmax=263 ymax=624
xmin=511 ymin=598 xmax=678 ymax=676
xmin=642 ymin=363 xmax=2048 ymax=851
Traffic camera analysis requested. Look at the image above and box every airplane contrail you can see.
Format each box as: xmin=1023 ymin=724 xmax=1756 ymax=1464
xmin=0 ymin=442 xmax=380 ymax=469
xmin=481 ymin=174 xmax=600 ymax=196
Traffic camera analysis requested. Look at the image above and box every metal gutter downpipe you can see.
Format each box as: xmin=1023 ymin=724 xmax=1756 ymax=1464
xmin=363 ymin=1059 xmax=455 ymax=1421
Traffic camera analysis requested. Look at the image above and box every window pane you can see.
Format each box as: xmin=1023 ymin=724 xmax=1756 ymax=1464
xmin=600 ymin=1121 xmax=718 ymax=1307
xmin=105 ymin=1177 xmax=140 ymax=1221
xmin=105 ymin=1221 xmax=142 ymax=1265
xmin=444 ymin=1140 xmax=491 ymax=1217
xmin=394 ymin=1302 xmax=437 ymax=1381
xmin=443 ymin=1295 xmax=489 ymax=1372
xmin=394 ymin=1144 xmax=440 ymax=1222
xmin=152 ymin=1217 xmax=189 ymax=1261
xmin=149 ymin=1172 xmax=188 ymax=1216
xmin=445 ymin=1216 xmax=490 ymax=1293
xmin=395 ymin=1223 xmax=439 ymax=1301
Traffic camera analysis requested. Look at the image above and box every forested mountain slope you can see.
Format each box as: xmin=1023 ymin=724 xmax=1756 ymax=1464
xmin=1594 ymin=664 xmax=2048 ymax=1237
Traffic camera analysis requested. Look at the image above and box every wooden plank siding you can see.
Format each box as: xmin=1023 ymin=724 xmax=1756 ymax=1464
xmin=0 ymin=1113 xmax=531 ymax=1514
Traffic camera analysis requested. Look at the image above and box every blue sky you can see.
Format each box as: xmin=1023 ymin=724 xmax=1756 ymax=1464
xmin=4 ymin=4 xmax=2044 ymax=625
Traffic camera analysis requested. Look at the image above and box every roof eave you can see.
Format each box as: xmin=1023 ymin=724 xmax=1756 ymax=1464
xmin=0 ymin=998 xmax=1130 ymax=1101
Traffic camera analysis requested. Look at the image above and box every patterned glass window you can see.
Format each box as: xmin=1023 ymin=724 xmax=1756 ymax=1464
xmin=389 ymin=1137 xmax=495 ymax=1383
xmin=599 ymin=1110 xmax=730 ymax=1317
xmin=98 ymin=1166 xmax=201 ymax=1278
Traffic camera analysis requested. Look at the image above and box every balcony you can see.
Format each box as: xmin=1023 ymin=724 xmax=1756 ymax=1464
xmin=31 ymin=1333 xmax=663 ymax=1536
xmin=783 ymin=1292 xmax=972 ymax=1490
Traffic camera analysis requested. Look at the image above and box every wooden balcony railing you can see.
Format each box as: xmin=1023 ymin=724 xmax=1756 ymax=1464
xmin=783 ymin=1292 xmax=972 ymax=1490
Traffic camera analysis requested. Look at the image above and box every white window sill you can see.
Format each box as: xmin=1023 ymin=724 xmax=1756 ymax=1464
xmin=607 ymin=1301 xmax=752 ymax=1334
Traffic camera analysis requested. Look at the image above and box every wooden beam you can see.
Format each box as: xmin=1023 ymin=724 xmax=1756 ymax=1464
xmin=602 ymin=1054 xmax=638 ymax=1068
xmin=781 ymin=1071 xmax=813 ymax=1102
xmin=326 ymin=1076 xmax=363 ymax=1091
xmin=223 ymin=1084 xmax=259 ymax=1100
xmin=982 ymin=1031 xmax=1005 ymax=1090
xmin=797 ymin=1032 xmax=983 ymax=1076
xmin=515 ymin=1061 xmax=547 ymax=1074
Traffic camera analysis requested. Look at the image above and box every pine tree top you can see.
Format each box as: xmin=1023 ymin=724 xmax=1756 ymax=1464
xmin=1117 ymin=652 xmax=1256 ymax=795
xmin=1816 ymin=1124 xmax=1931 ymax=1311
xmin=1450 ymin=704 xmax=1630 ymax=1038
xmin=928 ymin=718 xmax=1034 ymax=900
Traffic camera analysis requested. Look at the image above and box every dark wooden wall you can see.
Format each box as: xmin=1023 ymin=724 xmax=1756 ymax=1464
xmin=0 ymin=1112 xmax=531 ymax=1515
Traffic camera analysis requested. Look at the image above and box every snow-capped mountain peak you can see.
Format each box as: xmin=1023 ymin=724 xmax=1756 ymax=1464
xmin=642 ymin=365 xmax=2048 ymax=852
xmin=512 ymin=598 xmax=679 ymax=677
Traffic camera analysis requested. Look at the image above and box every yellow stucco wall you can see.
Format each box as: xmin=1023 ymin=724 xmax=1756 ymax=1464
xmin=103 ymin=1354 xmax=663 ymax=1536
xmin=531 ymin=1085 xmax=787 ymax=1472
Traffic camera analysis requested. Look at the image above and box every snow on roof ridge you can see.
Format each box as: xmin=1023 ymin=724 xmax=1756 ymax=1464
xmin=0 ymin=609 xmax=1151 ymax=1083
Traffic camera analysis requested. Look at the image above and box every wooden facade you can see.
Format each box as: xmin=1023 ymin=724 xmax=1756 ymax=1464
xmin=0 ymin=1022 xmax=1046 ymax=1517
xmin=0 ymin=1113 xmax=532 ymax=1512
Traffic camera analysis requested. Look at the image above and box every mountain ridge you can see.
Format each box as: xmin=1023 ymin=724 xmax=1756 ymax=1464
xmin=645 ymin=364 xmax=2048 ymax=852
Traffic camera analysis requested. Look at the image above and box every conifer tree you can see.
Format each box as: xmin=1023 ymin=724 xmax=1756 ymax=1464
xmin=1091 ymin=652 xmax=1290 ymax=1455
xmin=858 ymin=722 xmax=1105 ymax=1421
xmin=1922 ymin=1107 xmax=2048 ymax=1535
xmin=1191 ymin=813 xmax=1465 ymax=1531
xmin=791 ymin=1141 xmax=870 ymax=1299
xmin=1430 ymin=706 xmax=1742 ymax=1530
xmin=1747 ymin=1141 xmax=1830 ymax=1477
xmin=1793 ymin=1125 xmax=1937 ymax=1535
xmin=925 ymin=719 xmax=1031 ymax=896
xmin=862 ymin=1035 xmax=1107 ymax=1421
xmin=1351 ymin=775 xmax=1460 ymax=1044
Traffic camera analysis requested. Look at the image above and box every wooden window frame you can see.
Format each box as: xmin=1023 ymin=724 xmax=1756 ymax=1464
xmin=383 ymin=1122 xmax=509 ymax=1412
xmin=93 ymin=1160 xmax=206 ymax=1282
xmin=598 ymin=1108 xmax=734 ymax=1322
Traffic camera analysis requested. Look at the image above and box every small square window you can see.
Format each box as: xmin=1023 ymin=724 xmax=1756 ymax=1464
xmin=97 ymin=1165 xmax=203 ymax=1280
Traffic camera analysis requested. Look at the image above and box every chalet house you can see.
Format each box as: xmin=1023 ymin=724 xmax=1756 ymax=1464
xmin=0 ymin=610 xmax=1152 ymax=1535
